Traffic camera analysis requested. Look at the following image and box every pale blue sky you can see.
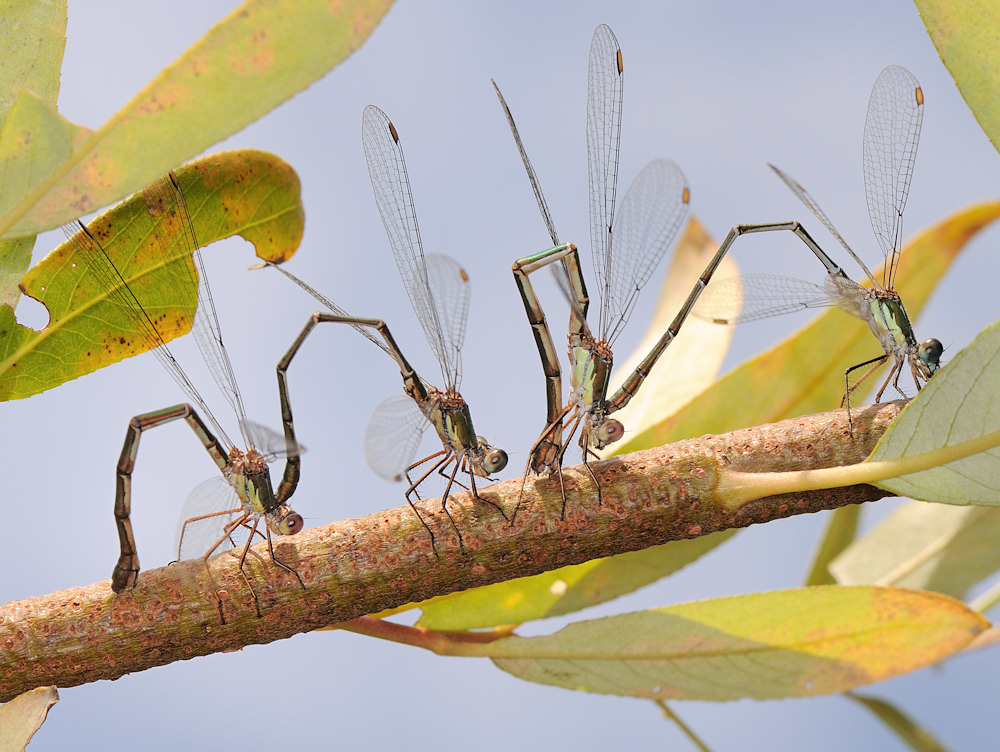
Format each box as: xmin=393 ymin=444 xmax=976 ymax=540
xmin=4 ymin=1 xmax=999 ymax=749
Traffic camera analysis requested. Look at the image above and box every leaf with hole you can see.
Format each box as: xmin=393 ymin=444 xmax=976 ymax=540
xmin=0 ymin=149 xmax=303 ymax=401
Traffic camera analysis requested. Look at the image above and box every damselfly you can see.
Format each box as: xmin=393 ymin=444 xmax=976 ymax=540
xmin=263 ymin=105 xmax=507 ymax=554
xmin=695 ymin=65 xmax=943 ymax=429
xmin=495 ymin=24 xmax=822 ymax=517
xmin=65 ymin=172 xmax=304 ymax=613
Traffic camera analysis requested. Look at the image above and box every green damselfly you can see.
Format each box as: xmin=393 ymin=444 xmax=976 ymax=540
xmin=64 ymin=173 xmax=305 ymax=613
xmin=695 ymin=65 xmax=943 ymax=429
xmin=495 ymin=24 xmax=825 ymax=518
xmin=263 ymin=105 xmax=507 ymax=554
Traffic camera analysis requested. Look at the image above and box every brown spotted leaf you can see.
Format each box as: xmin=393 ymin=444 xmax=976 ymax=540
xmin=0 ymin=149 xmax=303 ymax=400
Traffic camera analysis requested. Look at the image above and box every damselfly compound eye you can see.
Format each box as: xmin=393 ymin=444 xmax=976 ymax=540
xmin=598 ymin=419 xmax=624 ymax=445
xmin=279 ymin=512 xmax=304 ymax=536
xmin=483 ymin=447 xmax=508 ymax=474
xmin=919 ymin=338 xmax=943 ymax=368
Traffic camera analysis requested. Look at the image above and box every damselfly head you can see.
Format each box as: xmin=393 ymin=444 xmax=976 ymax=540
xmin=917 ymin=338 xmax=944 ymax=375
xmin=267 ymin=506 xmax=304 ymax=537
xmin=477 ymin=439 xmax=508 ymax=475
xmin=229 ymin=448 xmax=268 ymax=475
xmin=595 ymin=418 xmax=624 ymax=448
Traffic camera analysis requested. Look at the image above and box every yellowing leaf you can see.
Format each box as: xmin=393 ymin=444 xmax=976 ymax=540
xmin=0 ymin=150 xmax=303 ymax=400
xmin=0 ymin=90 xmax=93 ymax=220
xmin=0 ymin=0 xmax=392 ymax=239
xmin=0 ymin=0 xmax=68 ymax=309
xmin=488 ymin=587 xmax=986 ymax=701
xmin=619 ymin=201 xmax=1000 ymax=453
xmin=0 ymin=236 xmax=33 ymax=310
xmin=916 ymin=0 xmax=1000 ymax=154
xmin=0 ymin=0 xmax=66 ymax=116
xmin=869 ymin=315 xmax=1000 ymax=504
xmin=831 ymin=501 xmax=1000 ymax=598
xmin=0 ymin=686 xmax=58 ymax=751
xmin=0 ymin=93 xmax=90 ymax=311
xmin=418 ymin=532 xmax=734 ymax=630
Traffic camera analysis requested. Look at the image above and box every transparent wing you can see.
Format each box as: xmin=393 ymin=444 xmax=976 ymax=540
xmin=175 ymin=477 xmax=245 ymax=562
xmin=364 ymin=395 xmax=431 ymax=482
xmin=259 ymin=261 xmax=391 ymax=356
xmin=863 ymin=65 xmax=923 ymax=289
xmin=693 ymin=273 xmax=834 ymax=323
xmin=601 ymin=159 xmax=690 ymax=345
xmin=768 ymin=163 xmax=878 ymax=288
xmin=547 ymin=261 xmax=581 ymax=319
xmin=422 ymin=254 xmax=469 ymax=391
xmin=62 ymin=201 xmax=233 ymax=452
xmin=142 ymin=173 xmax=249 ymax=447
xmin=492 ymin=81 xmax=583 ymax=320
xmin=586 ymin=24 xmax=624 ymax=328
xmin=824 ymin=271 xmax=873 ymax=322
xmin=492 ymin=79 xmax=561 ymax=247
xmin=362 ymin=105 xmax=454 ymax=385
xmin=242 ymin=420 xmax=306 ymax=463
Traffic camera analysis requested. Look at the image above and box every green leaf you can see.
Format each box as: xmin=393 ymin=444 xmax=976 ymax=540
xmin=619 ymin=201 xmax=1000 ymax=453
xmin=0 ymin=0 xmax=68 ymax=311
xmin=869 ymin=315 xmax=1000 ymax=504
xmin=848 ymin=693 xmax=953 ymax=752
xmin=915 ymin=0 xmax=1000 ymax=154
xmin=0 ymin=93 xmax=89 ymax=311
xmin=0 ymin=686 xmax=58 ymax=751
xmin=0 ymin=0 xmax=392 ymax=239
xmin=0 ymin=90 xmax=93 ymax=221
xmin=831 ymin=501 xmax=1000 ymax=597
xmin=418 ymin=532 xmax=734 ymax=630
xmin=0 ymin=149 xmax=303 ymax=401
xmin=0 ymin=0 xmax=67 ymax=116
xmin=487 ymin=587 xmax=986 ymax=701
xmin=805 ymin=505 xmax=861 ymax=586
xmin=0 ymin=236 xmax=34 ymax=310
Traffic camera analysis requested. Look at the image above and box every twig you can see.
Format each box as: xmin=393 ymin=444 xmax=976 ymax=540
xmin=0 ymin=401 xmax=902 ymax=700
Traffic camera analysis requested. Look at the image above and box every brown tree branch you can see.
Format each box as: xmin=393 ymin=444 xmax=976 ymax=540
xmin=0 ymin=401 xmax=904 ymax=701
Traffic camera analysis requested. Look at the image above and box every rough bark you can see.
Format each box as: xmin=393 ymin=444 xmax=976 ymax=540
xmin=0 ymin=401 xmax=903 ymax=701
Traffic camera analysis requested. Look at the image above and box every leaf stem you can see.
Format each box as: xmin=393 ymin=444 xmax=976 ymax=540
xmin=717 ymin=427 xmax=1000 ymax=510
xmin=335 ymin=616 xmax=514 ymax=656
xmin=655 ymin=701 xmax=714 ymax=752
xmin=968 ymin=576 xmax=1000 ymax=614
